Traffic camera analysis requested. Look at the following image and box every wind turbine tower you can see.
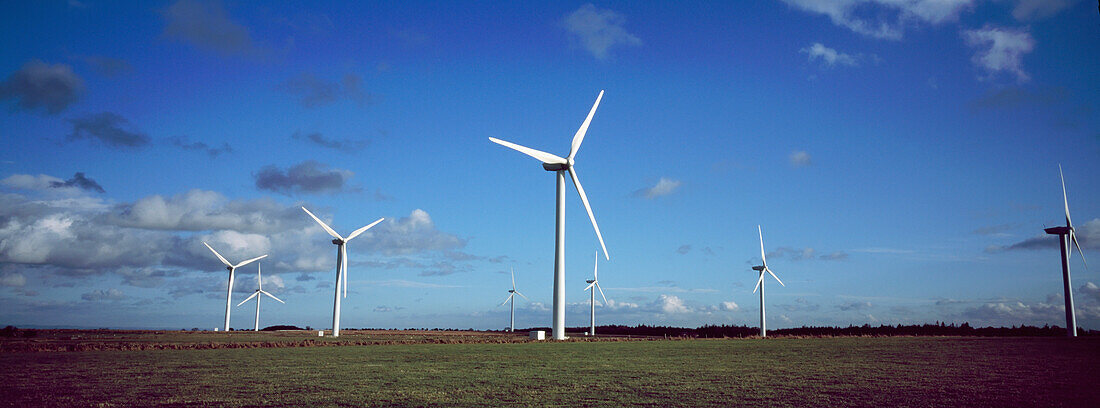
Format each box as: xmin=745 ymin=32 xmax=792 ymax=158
xmin=1044 ymin=165 xmax=1088 ymax=337
xmin=751 ymin=226 xmax=784 ymax=337
xmin=236 ymin=263 xmax=285 ymax=331
xmin=302 ymin=207 xmax=384 ymax=337
xmin=489 ymin=90 xmax=610 ymax=340
xmin=203 ymin=242 xmax=267 ymax=332
xmin=500 ymin=267 xmax=528 ymax=332
xmin=584 ymin=250 xmax=607 ymax=336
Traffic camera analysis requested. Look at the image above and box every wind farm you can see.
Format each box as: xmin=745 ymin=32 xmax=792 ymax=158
xmin=2 ymin=1 xmax=1100 ymax=407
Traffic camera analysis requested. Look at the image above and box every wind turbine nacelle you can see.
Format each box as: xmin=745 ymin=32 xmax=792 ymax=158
xmin=542 ymin=163 xmax=568 ymax=171
xmin=1045 ymin=226 xmax=1071 ymax=235
xmin=752 ymin=266 xmax=765 ymax=271
xmin=226 ymin=266 xmax=233 ymax=271
xmin=586 ymin=279 xmax=595 ymax=284
xmin=332 ymin=239 xmax=343 ymax=245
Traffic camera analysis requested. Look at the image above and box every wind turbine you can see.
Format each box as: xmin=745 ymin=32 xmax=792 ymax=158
xmin=584 ymin=250 xmax=608 ymax=336
xmin=236 ymin=263 xmax=284 ymax=331
xmin=499 ymin=267 xmax=528 ymax=332
xmin=489 ymin=90 xmax=610 ymax=340
xmin=1044 ymin=164 xmax=1088 ymax=337
xmin=202 ymin=242 xmax=267 ymax=332
xmin=751 ymin=225 xmax=784 ymax=338
xmin=302 ymin=207 xmax=384 ymax=337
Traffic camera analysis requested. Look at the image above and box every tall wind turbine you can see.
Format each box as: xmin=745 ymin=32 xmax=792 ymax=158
xmin=236 ymin=263 xmax=284 ymax=331
xmin=751 ymin=226 xmax=784 ymax=338
xmin=1044 ymin=164 xmax=1088 ymax=337
xmin=584 ymin=250 xmax=608 ymax=336
xmin=489 ymin=90 xmax=610 ymax=340
xmin=202 ymin=242 xmax=267 ymax=332
xmin=499 ymin=267 xmax=528 ymax=332
xmin=302 ymin=207 xmax=384 ymax=337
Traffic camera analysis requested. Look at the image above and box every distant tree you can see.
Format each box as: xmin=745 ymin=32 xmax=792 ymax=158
xmin=262 ymin=325 xmax=304 ymax=331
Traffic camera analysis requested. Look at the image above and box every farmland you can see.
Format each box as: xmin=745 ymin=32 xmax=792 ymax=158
xmin=3 ymin=333 xmax=1099 ymax=407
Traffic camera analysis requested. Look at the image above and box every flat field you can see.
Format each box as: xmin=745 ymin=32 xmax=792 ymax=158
xmin=2 ymin=335 xmax=1099 ymax=407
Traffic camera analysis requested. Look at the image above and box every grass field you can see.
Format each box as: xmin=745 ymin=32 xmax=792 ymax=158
xmin=3 ymin=336 xmax=1099 ymax=407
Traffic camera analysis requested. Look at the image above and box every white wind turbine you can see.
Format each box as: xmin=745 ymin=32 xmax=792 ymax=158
xmin=202 ymin=242 xmax=267 ymax=332
xmin=1044 ymin=164 xmax=1088 ymax=337
xmin=499 ymin=267 xmax=529 ymax=332
xmin=302 ymin=207 xmax=384 ymax=337
xmin=751 ymin=226 xmax=784 ymax=338
xmin=236 ymin=263 xmax=284 ymax=331
xmin=489 ymin=90 xmax=610 ymax=340
xmin=584 ymin=250 xmax=608 ymax=336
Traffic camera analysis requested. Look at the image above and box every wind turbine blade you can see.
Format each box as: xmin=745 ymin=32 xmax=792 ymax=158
xmin=500 ymin=293 xmax=514 ymax=306
xmin=341 ymin=244 xmax=348 ymax=298
xmin=584 ymin=282 xmax=596 ymax=291
xmin=1060 ymin=164 xmax=1073 ymax=228
xmin=261 ymin=291 xmax=285 ymax=304
xmin=752 ymin=272 xmax=765 ymax=293
xmin=758 ymin=225 xmax=767 ymax=267
xmin=302 ymin=207 xmax=343 ymax=240
xmin=593 ymin=250 xmax=598 ymax=280
xmin=568 ymin=168 xmax=609 ymax=260
xmin=766 ymin=267 xmax=785 ymax=287
xmin=1071 ymin=232 xmax=1088 ymax=269
xmin=203 ymin=242 xmax=232 ymax=267
xmin=257 ymin=263 xmax=262 ymax=292
xmin=596 ymin=282 xmax=608 ymax=305
xmin=237 ymin=292 xmax=258 ymax=307
xmin=234 ymin=254 xmax=268 ymax=269
xmin=514 ymin=291 xmax=529 ymax=300
xmin=346 ymin=218 xmax=385 ymax=242
xmin=511 ymin=267 xmax=516 ymax=291
xmin=568 ymin=90 xmax=604 ymax=163
xmin=488 ymin=137 xmax=567 ymax=164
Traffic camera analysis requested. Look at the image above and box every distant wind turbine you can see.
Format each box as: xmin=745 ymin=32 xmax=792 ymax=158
xmin=236 ymin=263 xmax=284 ymax=331
xmin=1044 ymin=164 xmax=1088 ymax=337
xmin=751 ymin=226 xmax=784 ymax=338
xmin=302 ymin=207 xmax=384 ymax=337
xmin=203 ymin=242 xmax=267 ymax=332
xmin=584 ymin=250 xmax=608 ymax=336
xmin=489 ymin=90 xmax=610 ymax=340
xmin=499 ymin=267 xmax=528 ymax=332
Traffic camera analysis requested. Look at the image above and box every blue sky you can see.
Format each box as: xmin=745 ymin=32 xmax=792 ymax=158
xmin=1 ymin=1 xmax=1098 ymax=331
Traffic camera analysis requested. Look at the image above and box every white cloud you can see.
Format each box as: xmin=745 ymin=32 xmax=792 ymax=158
xmin=780 ymin=0 xmax=974 ymax=40
xmin=1011 ymin=0 xmax=1079 ymax=21
xmin=358 ymin=209 xmax=465 ymax=256
xmin=721 ymin=301 xmax=739 ymax=311
xmin=1080 ymin=282 xmax=1100 ymax=303
xmin=361 ymin=279 xmax=463 ymax=289
xmin=789 ymin=151 xmax=812 ymax=167
xmin=81 ymin=288 xmax=124 ymax=301
xmin=607 ymin=286 xmax=719 ymax=294
xmin=0 ymin=186 xmax=470 ymax=288
xmin=839 ymin=301 xmax=872 ymax=311
xmin=635 ymin=177 xmax=681 ymax=199
xmin=963 ymin=25 xmax=1035 ymax=83
xmin=801 ymin=43 xmax=858 ymax=67
xmin=0 ymin=271 xmax=26 ymax=287
xmin=654 ymin=294 xmax=690 ymax=314
xmin=768 ymin=246 xmax=816 ymax=260
xmin=563 ymin=4 xmax=641 ymax=59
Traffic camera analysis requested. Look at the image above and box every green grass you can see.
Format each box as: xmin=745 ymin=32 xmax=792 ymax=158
xmin=3 ymin=337 xmax=1099 ymax=407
